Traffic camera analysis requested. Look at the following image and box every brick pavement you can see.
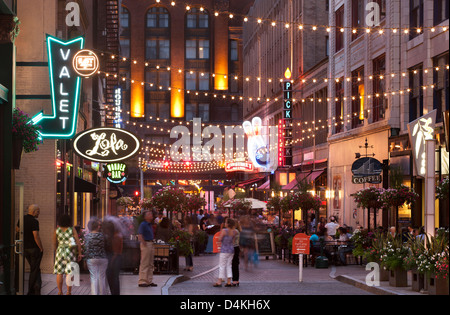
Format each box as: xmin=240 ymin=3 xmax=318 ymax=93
xmin=24 ymin=253 xmax=425 ymax=295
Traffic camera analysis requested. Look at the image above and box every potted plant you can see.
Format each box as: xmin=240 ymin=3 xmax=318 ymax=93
xmin=169 ymin=230 xmax=193 ymax=258
xmin=380 ymin=236 xmax=410 ymax=287
xmin=405 ymin=238 xmax=426 ymax=292
xmin=12 ymin=108 xmax=42 ymax=169
xmin=424 ymin=228 xmax=449 ymax=295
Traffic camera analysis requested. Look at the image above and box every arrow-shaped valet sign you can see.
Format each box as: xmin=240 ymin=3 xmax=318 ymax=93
xmin=32 ymin=35 xmax=99 ymax=139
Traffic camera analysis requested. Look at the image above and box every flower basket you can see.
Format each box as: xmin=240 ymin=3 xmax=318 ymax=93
xmin=12 ymin=108 xmax=43 ymax=169
xmin=12 ymin=135 xmax=24 ymax=169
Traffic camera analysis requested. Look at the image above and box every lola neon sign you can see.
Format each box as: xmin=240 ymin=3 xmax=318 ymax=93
xmin=73 ymin=127 xmax=141 ymax=163
xmin=32 ymin=36 xmax=84 ymax=139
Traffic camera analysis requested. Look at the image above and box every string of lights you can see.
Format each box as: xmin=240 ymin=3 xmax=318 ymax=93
xmin=143 ymin=1 xmax=448 ymax=35
xmin=94 ymin=47 xmax=449 ymax=86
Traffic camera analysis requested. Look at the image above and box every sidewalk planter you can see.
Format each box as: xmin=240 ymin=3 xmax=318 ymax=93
xmin=389 ymin=268 xmax=408 ymax=287
xmin=379 ymin=268 xmax=390 ymax=282
xmin=411 ymin=269 xmax=425 ymax=292
xmin=427 ymin=273 xmax=449 ymax=295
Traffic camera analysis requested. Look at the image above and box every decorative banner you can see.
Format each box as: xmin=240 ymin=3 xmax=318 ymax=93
xmin=225 ymin=161 xmax=254 ymax=172
xmin=105 ymin=162 xmax=128 ymax=184
xmin=73 ymin=127 xmax=141 ymax=163
xmin=72 ymin=49 xmax=99 ymax=77
xmin=407 ymin=110 xmax=437 ymax=178
xmin=32 ymin=35 xmax=84 ymax=139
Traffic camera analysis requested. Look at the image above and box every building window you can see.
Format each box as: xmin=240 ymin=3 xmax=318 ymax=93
xmin=335 ymin=6 xmax=344 ymax=52
xmin=147 ymin=7 xmax=169 ymax=28
xmin=434 ymin=53 xmax=449 ymax=122
xmin=410 ymin=0 xmax=424 ymax=39
xmin=146 ymin=103 xmax=170 ymax=120
xmin=185 ymin=103 xmax=210 ymax=121
xmin=351 ymin=67 xmax=365 ymax=128
xmin=335 ymin=78 xmax=344 ymax=134
xmin=185 ymin=72 xmax=210 ymax=91
xmin=409 ymin=64 xmax=423 ymax=122
xmin=146 ymin=70 xmax=170 ymax=91
xmin=120 ymin=5 xmax=130 ymax=28
xmin=230 ymin=40 xmax=239 ymax=61
xmin=120 ymin=39 xmax=130 ymax=58
xmin=186 ymin=8 xmax=209 ymax=29
xmin=185 ymin=39 xmax=210 ymax=59
xmin=373 ymin=54 xmax=386 ymax=122
xmin=146 ymin=39 xmax=170 ymax=60
xmin=434 ymin=0 xmax=449 ymax=26
xmin=352 ymin=0 xmax=364 ymax=40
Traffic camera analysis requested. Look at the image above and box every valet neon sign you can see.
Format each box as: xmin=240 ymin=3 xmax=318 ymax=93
xmin=32 ymin=36 xmax=99 ymax=139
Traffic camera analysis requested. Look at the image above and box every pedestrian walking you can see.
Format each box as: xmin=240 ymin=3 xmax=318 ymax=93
xmin=213 ymin=218 xmax=238 ymax=287
xmin=84 ymin=218 xmax=109 ymax=295
xmin=17 ymin=204 xmax=43 ymax=295
xmin=183 ymin=216 xmax=196 ymax=271
xmin=53 ymin=214 xmax=82 ymax=295
xmin=138 ymin=211 xmax=157 ymax=287
xmin=239 ymin=216 xmax=256 ymax=271
xmin=102 ymin=218 xmax=123 ymax=295
xmin=232 ymin=219 xmax=241 ymax=287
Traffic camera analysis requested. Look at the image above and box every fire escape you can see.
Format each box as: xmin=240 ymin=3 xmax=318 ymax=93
xmin=104 ymin=0 xmax=120 ymax=127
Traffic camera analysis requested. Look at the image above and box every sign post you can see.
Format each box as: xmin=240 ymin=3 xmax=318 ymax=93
xmin=292 ymin=233 xmax=310 ymax=282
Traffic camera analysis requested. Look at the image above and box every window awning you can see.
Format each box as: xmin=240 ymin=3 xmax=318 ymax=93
xmin=75 ymin=177 xmax=97 ymax=193
xmin=237 ymin=177 xmax=265 ymax=188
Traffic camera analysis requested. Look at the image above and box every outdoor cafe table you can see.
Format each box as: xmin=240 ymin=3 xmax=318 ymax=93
xmin=323 ymin=240 xmax=350 ymax=265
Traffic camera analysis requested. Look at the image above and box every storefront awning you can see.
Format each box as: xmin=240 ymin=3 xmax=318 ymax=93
xmin=282 ymin=172 xmax=311 ymax=190
xmin=307 ymin=170 xmax=325 ymax=182
xmin=257 ymin=180 xmax=270 ymax=190
xmin=237 ymin=177 xmax=265 ymax=188
xmin=75 ymin=177 xmax=97 ymax=193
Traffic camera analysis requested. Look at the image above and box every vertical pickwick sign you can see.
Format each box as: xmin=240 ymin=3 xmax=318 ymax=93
xmin=32 ymin=36 xmax=98 ymax=139
xmin=282 ymin=68 xmax=293 ymax=166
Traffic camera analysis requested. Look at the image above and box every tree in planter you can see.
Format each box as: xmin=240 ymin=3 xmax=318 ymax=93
xmin=229 ymin=198 xmax=252 ymax=214
xmin=151 ymin=187 xmax=188 ymax=219
xmin=186 ymin=194 xmax=207 ymax=216
xmin=351 ymin=187 xmax=385 ymax=231
xmin=290 ymin=191 xmax=322 ymax=230
xmin=380 ymin=185 xmax=418 ymax=232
